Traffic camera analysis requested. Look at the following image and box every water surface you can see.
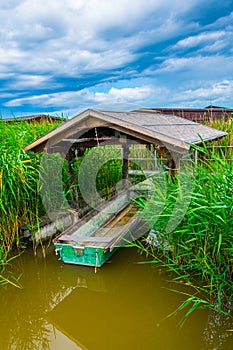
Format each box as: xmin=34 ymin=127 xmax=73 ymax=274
xmin=0 ymin=246 xmax=232 ymax=349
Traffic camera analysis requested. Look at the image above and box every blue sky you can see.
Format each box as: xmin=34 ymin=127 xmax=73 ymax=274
xmin=1 ymin=0 xmax=233 ymax=118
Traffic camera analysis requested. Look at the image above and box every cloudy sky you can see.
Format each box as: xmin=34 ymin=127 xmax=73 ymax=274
xmin=1 ymin=0 xmax=233 ymax=118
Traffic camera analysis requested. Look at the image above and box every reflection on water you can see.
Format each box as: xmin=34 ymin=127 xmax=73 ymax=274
xmin=0 ymin=245 xmax=232 ymax=350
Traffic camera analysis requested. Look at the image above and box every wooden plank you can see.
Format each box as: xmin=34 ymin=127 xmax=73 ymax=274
xmin=92 ymin=205 xmax=135 ymax=238
xmin=108 ymin=216 xmax=150 ymax=251
xmin=58 ymin=235 xmax=114 ymax=243
xmin=62 ymin=137 xmax=112 ymax=143
xmin=54 ymin=190 xmax=131 ymax=242
xmin=122 ymin=144 xmax=129 ymax=180
xmin=54 ymin=191 xmax=126 ymax=239
xmin=107 ymin=216 xmax=142 ymax=251
xmin=101 ymin=123 xmax=186 ymax=154
xmin=128 ymin=169 xmax=159 ymax=175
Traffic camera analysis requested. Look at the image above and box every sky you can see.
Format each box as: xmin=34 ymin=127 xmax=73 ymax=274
xmin=1 ymin=0 xmax=233 ymax=118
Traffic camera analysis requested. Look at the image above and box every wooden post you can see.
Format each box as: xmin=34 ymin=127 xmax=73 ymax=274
xmin=67 ymin=147 xmax=79 ymax=209
xmin=122 ymin=144 xmax=130 ymax=183
xmin=194 ymin=149 xmax=198 ymax=164
xmin=165 ymin=149 xmax=180 ymax=181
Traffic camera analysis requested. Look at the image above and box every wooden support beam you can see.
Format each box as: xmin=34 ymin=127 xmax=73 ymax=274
xmin=122 ymin=144 xmax=130 ymax=182
xmin=67 ymin=147 xmax=79 ymax=209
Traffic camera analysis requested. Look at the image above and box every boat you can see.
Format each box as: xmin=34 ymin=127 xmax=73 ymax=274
xmin=53 ymin=184 xmax=150 ymax=267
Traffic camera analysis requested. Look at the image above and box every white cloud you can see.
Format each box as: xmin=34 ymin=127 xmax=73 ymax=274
xmin=5 ymin=74 xmax=58 ymax=90
xmin=0 ymin=48 xmax=26 ymax=66
xmin=5 ymin=84 xmax=166 ymax=111
xmin=94 ymin=86 xmax=153 ymax=102
xmin=173 ymin=31 xmax=225 ymax=49
xmin=5 ymin=90 xmax=88 ymax=107
xmin=5 ymin=78 xmax=233 ymax=114
xmin=200 ymin=40 xmax=228 ymax=53
xmin=155 ymin=55 xmax=233 ymax=81
xmin=205 ymin=11 xmax=233 ymax=30
xmin=0 ymin=93 xmax=15 ymax=99
xmin=0 ymin=0 xmax=203 ymax=78
xmin=1 ymin=0 xmax=233 ymax=114
xmin=182 ymin=80 xmax=233 ymax=99
xmin=159 ymin=79 xmax=233 ymax=108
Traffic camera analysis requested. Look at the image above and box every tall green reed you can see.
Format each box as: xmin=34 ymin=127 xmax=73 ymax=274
xmin=136 ymin=144 xmax=233 ymax=315
xmin=0 ymin=119 xmax=62 ymax=271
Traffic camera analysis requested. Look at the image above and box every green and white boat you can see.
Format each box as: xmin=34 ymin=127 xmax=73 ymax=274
xmin=53 ymin=187 xmax=148 ymax=268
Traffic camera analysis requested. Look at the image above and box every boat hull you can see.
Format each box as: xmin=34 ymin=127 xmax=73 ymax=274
xmin=55 ymin=243 xmax=117 ymax=267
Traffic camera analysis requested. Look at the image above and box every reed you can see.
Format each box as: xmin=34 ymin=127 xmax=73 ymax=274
xmin=207 ymin=117 xmax=233 ymax=146
xmin=203 ymin=117 xmax=233 ymax=160
xmin=135 ymin=139 xmax=233 ymax=315
xmin=72 ymin=144 xmax=151 ymax=205
xmin=76 ymin=145 xmax=123 ymax=201
xmin=0 ymin=122 xmax=125 ymax=270
xmin=0 ymin=119 xmax=62 ymax=275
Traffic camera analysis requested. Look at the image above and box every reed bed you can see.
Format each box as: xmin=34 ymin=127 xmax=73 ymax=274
xmin=75 ymin=145 xmax=123 ymax=202
xmin=204 ymin=117 xmax=233 ymax=160
xmin=0 ymin=119 xmax=62 ymax=283
xmin=135 ymin=131 xmax=233 ymax=316
xmin=76 ymin=144 xmax=155 ymax=200
xmin=207 ymin=117 xmax=233 ymax=146
xmin=0 ymin=126 xmax=128 ymax=276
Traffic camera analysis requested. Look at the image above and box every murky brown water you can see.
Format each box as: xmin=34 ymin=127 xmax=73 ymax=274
xmin=0 ymin=245 xmax=232 ymax=350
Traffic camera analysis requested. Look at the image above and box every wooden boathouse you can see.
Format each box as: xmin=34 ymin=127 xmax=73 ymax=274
xmin=25 ymin=108 xmax=227 ymax=207
xmin=25 ymin=108 xmax=227 ymax=154
xmin=25 ymin=109 xmax=227 ymax=215
xmin=24 ymin=109 xmax=227 ymax=267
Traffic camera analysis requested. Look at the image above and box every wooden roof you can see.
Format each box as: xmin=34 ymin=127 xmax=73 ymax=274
xmin=24 ymin=109 xmax=227 ymax=153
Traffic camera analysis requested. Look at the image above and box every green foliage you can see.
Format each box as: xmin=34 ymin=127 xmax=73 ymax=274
xmin=0 ymin=120 xmax=62 ymax=270
xmin=207 ymin=117 xmax=233 ymax=148
xmin=138 ymin=144 xmax=233 ymax=314
xmin=0 ymin=121 xmax=125 ymax=268
xmin=77 ymin=145 xmax=123 ymax=202
xmin=0 ymin=249 xmax=23 ymax=288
